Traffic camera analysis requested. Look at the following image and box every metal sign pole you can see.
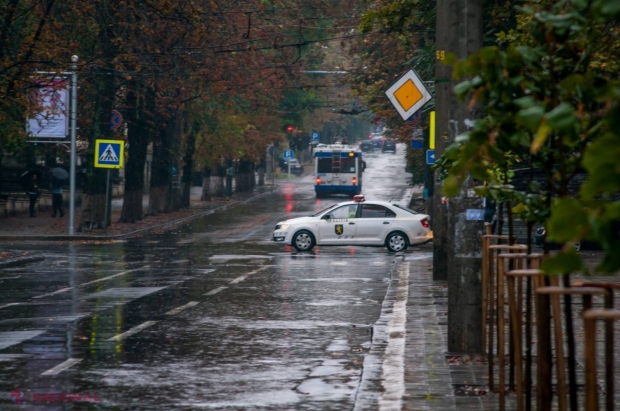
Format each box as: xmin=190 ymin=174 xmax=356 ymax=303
xmin=288 ymin=160 xmax=291 ymax=178
xmin=68 ymin=56 xmax=78 ymax=235
xmin=104 ymin=169 xmax=110 ymax=229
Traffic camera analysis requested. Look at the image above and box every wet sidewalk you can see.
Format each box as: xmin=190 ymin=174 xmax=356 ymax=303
xmin=0 ymin=185 xmax=276 ymax=241
xmin=383 ymin=250 xmax=515 ymax=410
xmin=394 ymin=250 xmax=619 ymax=411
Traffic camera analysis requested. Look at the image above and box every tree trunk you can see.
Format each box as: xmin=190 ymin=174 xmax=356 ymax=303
xmin=258 ymin=162 xmax=265 ymax=186
xmin=79 ymin=193 xmax=106 ymax=230
xmin=201 ymin=166 xmax=211 ymax=201
xmin=250 ymin=163 xmax=256 ymax=189
xmin=79 ymin=63 xmax=117 ymax=231
xmin=180 ymin=126 xmax=196 ymax=209
xmin=236 ymin=160 xmax=252 ymax=193
xmin=149 ymin=185 xmax=168 ymax=215
xmin=210 ymin=161 xmax=225 ymax=197
xmin=148 ymin=120 xmax=173 ymax=215
xmin=119 ymin=82 xmax=151 ymax=223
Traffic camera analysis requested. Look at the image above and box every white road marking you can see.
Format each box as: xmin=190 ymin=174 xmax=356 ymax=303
xmin=0 ymin=354 xmax=34 ymax=361
xmin=106 ymin=321 xmax=157 ymax=341
xmin=378 ymin=262 xmax=409 ymax=411
xmin=81 ymin=266 xmax=149 ymax=287
xmin=229 ymin=276 xmax=248 ymax=284
xmin=32 ymin=287 xmax=74 ymax=299
xmin=0 ymin=303 xmax=20 ymax=310
xmin=0 ymin=330 xmax=47 ymax=350
xmin=229 ymin=265 xmax=271 ymax=284
xmin=204 ymin=286 xmax=228 ymax=296
xmin=195 ymin=269 xmax=216 ymax=274
xmin=31 ymin=266 xmax=150 ymax=300
xmin=165 ymin=301 xmax=199 ymax=315
xmin=41 ymin=358 xmax=82 ymax=376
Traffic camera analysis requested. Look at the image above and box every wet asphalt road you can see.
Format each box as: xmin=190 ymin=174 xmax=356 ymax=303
xmin=0 ymin=146 xmax=426 ymax=410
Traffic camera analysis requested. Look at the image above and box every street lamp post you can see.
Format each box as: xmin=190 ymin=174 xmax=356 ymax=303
xmin=69 ymin=55 xmax=78 ymax=235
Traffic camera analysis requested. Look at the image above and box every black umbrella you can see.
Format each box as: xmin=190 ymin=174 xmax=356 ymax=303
xmin=48 ymin=167 xmax=69 ymax=181
xmin=20 ymin=170 xmax=42 ymax=187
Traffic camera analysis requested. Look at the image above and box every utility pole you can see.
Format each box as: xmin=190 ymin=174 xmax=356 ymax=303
xmin=434 ymin=0 xmax=484 ymax=353
xmin=69 ymin=55 xmax=78 ymax=236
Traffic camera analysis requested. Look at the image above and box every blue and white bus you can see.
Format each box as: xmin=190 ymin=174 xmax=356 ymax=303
xmin=314 ymin=143 xmax=365 ymax=198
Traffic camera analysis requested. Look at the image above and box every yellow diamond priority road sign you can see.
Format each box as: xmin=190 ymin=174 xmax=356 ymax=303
xmin=385 ymin=69 xmax=431 ymax=121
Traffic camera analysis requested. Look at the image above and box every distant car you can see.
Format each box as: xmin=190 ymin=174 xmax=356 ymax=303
xmin=360 ymin=140 xmax=374 ymax=152
xmin=272 ymin=195 xmax=432 ymax=252
xmin=280 ymin=158 xmax=304 ymax=176
xmin=370 ymin=136 xmax=384 ymax=148
xmin=533 ymin=227 xmax=600 ymax=252
xmin=382 ymin=139 xmax=397 ymax=153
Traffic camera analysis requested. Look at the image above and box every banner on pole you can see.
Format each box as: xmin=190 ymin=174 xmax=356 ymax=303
xmin=27 ymin=78 xmax=69 ymax=138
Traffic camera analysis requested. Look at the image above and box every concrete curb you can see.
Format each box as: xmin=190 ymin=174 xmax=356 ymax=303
xmin=0 ymin=255 xmax=45 ymax=269
xmin=0 ymin=188 xmax=276 ymax=242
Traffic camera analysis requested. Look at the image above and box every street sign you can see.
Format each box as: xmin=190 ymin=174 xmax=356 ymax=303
xmin=411 ymin=139 xmax=423 ymax=149
xmin=110 ymin=110 xmax=123 ymax=130
xmin=426 ymin=149 xmax=435 ymax=165
xmin=283 ymin=150 xmax=294 ymax=159
xmin=94 ymin=139 xmax=124 ymax=168
xmin=311 ymin=132 xmax=320 ymax=141
xmin=385 ymin=69 xmax=431 ymax=121
xmin=406 ymin=110 xmax=422 ymax=125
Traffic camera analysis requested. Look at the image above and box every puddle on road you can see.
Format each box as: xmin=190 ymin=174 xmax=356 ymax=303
xmin=198 ymin=317 xmax=365 ymax=330
xmin=82 ymin=287 xmax=166 ymax=300
xmin=209 ymin=255 xmax=273 ymax=261
xmin=297 ymin=278 xmax=376 ymax=283
xmin=0 ymin=313 xmax=90 ymax=325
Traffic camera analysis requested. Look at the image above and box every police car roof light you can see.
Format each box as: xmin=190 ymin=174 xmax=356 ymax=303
xmin=353 ymin=195 xmax=365 ymax=202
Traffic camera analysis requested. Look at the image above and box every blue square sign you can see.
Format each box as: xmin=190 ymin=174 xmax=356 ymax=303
xmin=311 ymin=132 xmax=320 ymax=141
xmin=426 ymin=149 xmax=435 ymax=165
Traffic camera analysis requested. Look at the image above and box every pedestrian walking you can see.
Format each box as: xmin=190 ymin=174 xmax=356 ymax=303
xmin=50 ymin=177 xmax=65 ymax=217
xmin=26 ymin=174 xmax=40 ymax=217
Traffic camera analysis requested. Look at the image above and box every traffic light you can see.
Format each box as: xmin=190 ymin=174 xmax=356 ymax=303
xmin=286 ymin=125 xmax=294 ymax=133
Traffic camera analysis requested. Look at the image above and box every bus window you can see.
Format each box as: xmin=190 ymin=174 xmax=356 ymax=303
xmin=317 ymin=158 xmax=333 ymax=173
xmin=316 ymin=156 xmax=356 ymax=173
xmin=340 ymin=157 xmax=356 ymax=173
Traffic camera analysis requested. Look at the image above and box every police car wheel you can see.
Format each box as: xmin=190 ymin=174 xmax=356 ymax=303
xmin=386 ymin=231 xmax=408 ymax=252
xmin=293 ymin=230 xmax=315 ymax=252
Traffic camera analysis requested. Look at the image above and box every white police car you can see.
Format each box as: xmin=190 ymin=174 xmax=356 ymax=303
xmin=273 ymin=195 xmax=432 ymax=252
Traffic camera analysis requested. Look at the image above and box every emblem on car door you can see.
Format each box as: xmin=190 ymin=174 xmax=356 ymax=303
xmin=335 ymin=224 xmax=343 ymax=235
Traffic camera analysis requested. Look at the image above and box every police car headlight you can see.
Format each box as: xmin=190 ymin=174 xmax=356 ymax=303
xmin=275 ymin=224 xmax=290 ymax=230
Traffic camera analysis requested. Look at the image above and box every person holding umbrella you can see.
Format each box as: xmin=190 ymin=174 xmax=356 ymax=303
xmin=48 ymin=167 xmax=68 ymax=217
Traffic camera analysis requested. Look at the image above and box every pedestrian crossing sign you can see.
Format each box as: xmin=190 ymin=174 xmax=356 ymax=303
xmin=94 ymin=139 xmax=124 ymax=168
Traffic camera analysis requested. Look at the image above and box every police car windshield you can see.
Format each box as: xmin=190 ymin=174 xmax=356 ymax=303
xmin=310 ymin=204 xmax=337 ymax=217
xmin=392 ymin=204 xmax=419 ymax=214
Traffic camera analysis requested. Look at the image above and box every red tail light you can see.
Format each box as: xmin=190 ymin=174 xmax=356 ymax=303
xmin=352 ymin=177 xmax=357 ymax=185
xmin=420 ymin=217 xmax=430 ymax=228
xmin=316 ymin=177 xmax=321 ymax=184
